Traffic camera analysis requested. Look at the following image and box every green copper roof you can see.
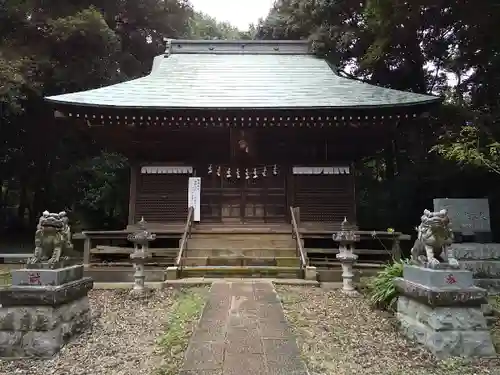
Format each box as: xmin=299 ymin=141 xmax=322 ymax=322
xmin=45 ymin=40 xmax=440 ymax=110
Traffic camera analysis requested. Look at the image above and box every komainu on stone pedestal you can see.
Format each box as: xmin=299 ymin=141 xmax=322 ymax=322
xmin=27 ymin=210 xmax=73 ymax=266
xmin=395 ymin=264 xmax=496 ymax=358
xmin=410 ymin=209 xmax=459 ymax=269
xmin=0 ymin=210 xmax=93 ymax=358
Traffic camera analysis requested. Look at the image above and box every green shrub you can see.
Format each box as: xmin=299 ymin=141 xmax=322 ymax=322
xmin=366 ymin=259 xmax=409 ymax=311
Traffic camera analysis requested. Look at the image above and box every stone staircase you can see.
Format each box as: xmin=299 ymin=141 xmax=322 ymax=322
xmin=179 ymin=232 xmax=303 ymax=278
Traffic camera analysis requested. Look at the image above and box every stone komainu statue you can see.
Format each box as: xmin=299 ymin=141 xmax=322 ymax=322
xmin=27 ymin=211 xmax=73 ymax=265
xmin=410 ymin=209 xmax=459 ymax=268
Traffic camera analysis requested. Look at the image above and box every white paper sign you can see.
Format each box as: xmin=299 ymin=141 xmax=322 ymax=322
xmin=188 ymin=177 xmax=201 ymax=222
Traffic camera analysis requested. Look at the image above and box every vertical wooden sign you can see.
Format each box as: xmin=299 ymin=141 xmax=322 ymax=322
xmin=188 ymin=177 xmax=201 ymax=222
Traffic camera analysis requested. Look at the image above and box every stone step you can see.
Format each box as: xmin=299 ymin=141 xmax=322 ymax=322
xmin=184 ymin=248 xmax=298 ymax=258
xmin=189 ymin=233 xmax=293 ymax=239
xmin=186 ymin=237 xmax=295 ymax=249
xmin=179 ymin=266 xmax=302 ymax=279
xmin=180 ymin=256 xmax=301 ymax=267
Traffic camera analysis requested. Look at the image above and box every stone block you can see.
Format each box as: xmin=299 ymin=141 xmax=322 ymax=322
xmin=475 ymin=278 xmax=500 ymax=294
xmin=460 ymin=260 xmax=500 ymax=278
xmin=304 ymin=266 xmax=317 ymax=281
xmin=403 ymin=264 xmax=474 ymax=289
xmin=0 ymin=277 xmax=93 ymax=307
xmin=397 ymin=296 xmax=487 ymax=331
xmin=397 ymin=296 xmax=496 ymax=358
xmin=0 ymin=296 xmax=91 ymax=358
xmin=452 ymin=243 xmax=500 ymax=260
xmin=394 ymin=277 xmax=487 ymax=307
xmin=11 ymin=265 xmax=84 ymax=286
xmin=165 ymin=266 xmax=179 ymax=280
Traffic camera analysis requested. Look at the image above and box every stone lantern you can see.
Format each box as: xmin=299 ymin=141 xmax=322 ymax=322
xmin=333 ymin=217 xmax=360 ymax=296
xmin=127 ymin=217 xmax=156 ymax=295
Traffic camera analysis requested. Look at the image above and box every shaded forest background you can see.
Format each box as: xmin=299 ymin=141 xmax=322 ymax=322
xmin=1 ymin=0 xmax=500 ymax=241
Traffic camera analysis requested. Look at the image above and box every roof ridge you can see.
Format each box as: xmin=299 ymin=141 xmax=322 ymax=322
xmin=165 ymin=39 xmax=311 ymax=55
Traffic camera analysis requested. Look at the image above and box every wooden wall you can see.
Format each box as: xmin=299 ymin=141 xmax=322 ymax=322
xmin=128 ymin=164 xmax=356 ymax=225
xmin=127 ymin=127 xmax=360 ymax=225
xmin=133 ymin=173 xmax=189 ymax=223
xmin=291 ymin=173 xmax=356 ymax=223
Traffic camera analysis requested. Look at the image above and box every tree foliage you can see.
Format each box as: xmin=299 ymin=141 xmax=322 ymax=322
xmin=3 ymin=0 xmax=500 ymax=238
xmin=0 ymin=0 xmax=242 ymax=231
xmin=256 ymin=0 xmax=500 ymax=236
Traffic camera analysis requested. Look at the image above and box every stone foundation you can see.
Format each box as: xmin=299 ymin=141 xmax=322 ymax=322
xmin=452 ymin=243 xmax=500 ymax=294
xmin=395 ymin=265 xmax=496 ymax=358
xmin=0 ymin=265 xmax=93 ymax=358
xmin=0 ymin=296 xmax=91 ymax=358
xmin=397 ymin=296 xmax=494 ymax=358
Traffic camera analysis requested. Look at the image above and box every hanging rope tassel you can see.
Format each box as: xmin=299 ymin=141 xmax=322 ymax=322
xmin=226 ymin=167 xmax=232 ymax=178
xmin=253 ymin=167 xmax=258 ymax=179
xmin=245 ymin=168 xmax=250 ymax=180
xmin=262 ymin=166 xmax=267 ymax=177
xmin=216 ymin=166 xmax=221 ymax=177
xmin=208 ymin=164 xmax=213 ymax=175
xmin=236 ymin=168 xmax=240 ymax=179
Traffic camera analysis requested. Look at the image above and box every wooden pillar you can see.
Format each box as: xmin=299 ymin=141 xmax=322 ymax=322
xmin=128 ymin=164 xmax=138 ymax=225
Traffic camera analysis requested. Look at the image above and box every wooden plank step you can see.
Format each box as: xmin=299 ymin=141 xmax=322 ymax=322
xmin=306 ymin=248 xmax=393 ymax=255
xmin=89 ymin=260 xmax=175 ymax=267
xmin=310 ymin=261 xmax=385 ymax=268
xmin=181 ymin=256 xmax=301 ymax=267
xmin=91 ymin=246 xmax=178 ymax=255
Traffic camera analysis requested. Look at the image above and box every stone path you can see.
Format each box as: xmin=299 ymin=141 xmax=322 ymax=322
xmin=180 ymin=280 xmax=309 ymax=375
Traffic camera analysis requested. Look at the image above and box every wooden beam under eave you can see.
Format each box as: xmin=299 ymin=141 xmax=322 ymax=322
xmin=54 ymin=110 xmax=66 ymax=118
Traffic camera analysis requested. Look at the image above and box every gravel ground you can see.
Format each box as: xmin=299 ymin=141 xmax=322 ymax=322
xmin=0 ymin=287 xmax=208 ymax=375
xmin=276 ymin=286 xmax=500 ymax=375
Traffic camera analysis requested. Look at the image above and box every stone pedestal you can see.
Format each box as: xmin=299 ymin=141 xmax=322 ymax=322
xmin=0 ymin=264 xmax=93 ymax=358
xmin=336 ymin=252 xmax=360 ymax=296
xmin=452 ymin=243 xmax=500 ymax=294
xmin=395 ymin=264 xmax=495 ymax=358
xmin=304 ymin=266 xmax=317 ymax=281
xmin=165 ymin=266 xmax=179 ymax=280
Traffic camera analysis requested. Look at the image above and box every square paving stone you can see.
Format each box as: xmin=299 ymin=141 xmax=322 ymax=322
xmin=191 ymin=319 xmax=227 ymax=343
xmin=253 ymin=292 xmax=281 ymax=304
xmin=259 ymin=319 xmax=294 ymax=339
xmin=227 ymin=314 xmax=259 ymax=329
xmin=226 ymin=327 xmax=263 ymax=354
xmin=231 ymin=282 xmax=254 ymax=295
xmin=222 ymin=353 xmax=268 ymax=375
xmin=256 ymin=305 xmax=287 ymax=321
xmin=182 ymin=342 xmax=225 ymax=371
xmin=263 ymin=338 xmax=307 ymax=374
xmin=179 ymin=370 xmax=223 ymax=375
xmin=201 ymin=299 xmax=230 ymax=321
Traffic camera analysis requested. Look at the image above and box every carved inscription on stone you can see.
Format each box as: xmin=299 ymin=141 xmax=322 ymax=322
xmin=433 ymin=198 xmax=491 ymax=234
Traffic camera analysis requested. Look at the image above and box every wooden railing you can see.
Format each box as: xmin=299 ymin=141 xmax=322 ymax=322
xmin=290 ymin=206 xmax=308 ymax=268
xmin=176 ymin=206 xmax=194 ymax=267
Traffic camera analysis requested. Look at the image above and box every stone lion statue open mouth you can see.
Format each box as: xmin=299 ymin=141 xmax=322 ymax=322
xmin=410 ymin=209 xmax=459 ymax=269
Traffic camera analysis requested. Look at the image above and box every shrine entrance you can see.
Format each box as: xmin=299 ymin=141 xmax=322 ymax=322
xmin=199 ymin=164 xmax=287 ymax=223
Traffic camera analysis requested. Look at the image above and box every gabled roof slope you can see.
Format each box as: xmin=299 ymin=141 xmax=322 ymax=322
xmin=45 ymin=40 xmax=440 ymax=110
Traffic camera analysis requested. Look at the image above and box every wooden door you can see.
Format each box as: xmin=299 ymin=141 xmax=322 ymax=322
xmin=199 ymin=164 xmax=286 ymax=223
xmin=243 ymin=167 xmax=286 ymax=222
